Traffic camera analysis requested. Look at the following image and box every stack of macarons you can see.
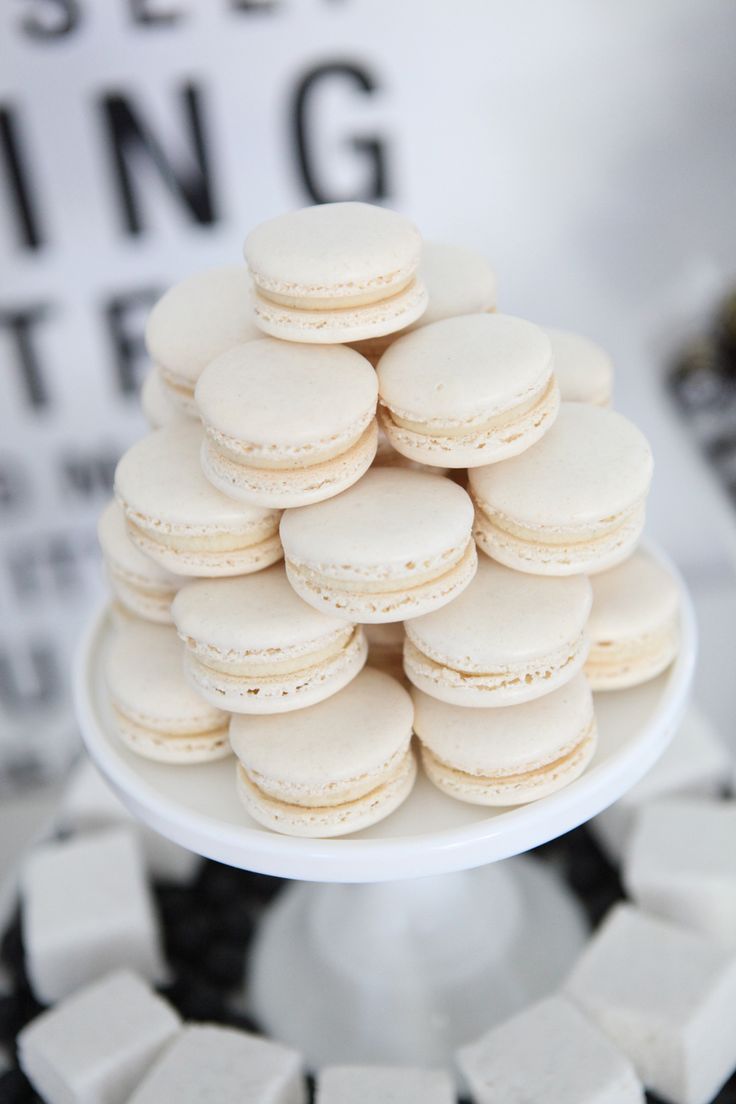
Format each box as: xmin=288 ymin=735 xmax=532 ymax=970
xmin=99 ymin=200 xmax=679 ymax=838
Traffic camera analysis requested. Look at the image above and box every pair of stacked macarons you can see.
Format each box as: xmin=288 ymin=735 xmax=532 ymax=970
xmin=100 ymin=201 xmax=680 ymax=838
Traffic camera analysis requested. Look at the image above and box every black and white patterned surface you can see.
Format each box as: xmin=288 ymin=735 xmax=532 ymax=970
xmin=2 ymin=824 xmax=734 ymax=1103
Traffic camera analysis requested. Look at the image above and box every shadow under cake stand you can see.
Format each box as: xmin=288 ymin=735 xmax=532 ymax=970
xmin=74 ymin=541 xmax=697 ymax=1069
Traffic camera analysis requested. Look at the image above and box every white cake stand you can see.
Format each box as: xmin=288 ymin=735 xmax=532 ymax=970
xmin=74 ymin=542 xmax=696 ymax=1069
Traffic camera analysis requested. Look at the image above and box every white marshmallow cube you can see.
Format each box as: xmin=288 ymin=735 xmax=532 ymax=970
xmin=22 ymin=827 xmax=165 ymax=1003
xmin=624 ymin=798 xmax=736 ymax=948
xmin=566 ymin=904 xmax=736 ymax=1104
xmin=590 ymin=706 xmax=731 ymax=862
xmin=18 ymin=969 xmax=180 ymax=1104
xmin=127 ymin=1024 xmax=305 ymax=1104
xmin=317 ymin=1065 xmax=454 ymax=1103
xmin=456 ymin=994 xmax=643 ymax=1104
xmin=58 ymin=757 xmax=201 ymax=884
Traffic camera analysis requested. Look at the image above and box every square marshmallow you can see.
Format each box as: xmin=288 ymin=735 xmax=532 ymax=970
xmin=590 ymin=706 xmax=731 ymax=862
xmin=566 ymin=903 xmax=736 ymax=1104
xmin=127 ymin=1024 xmax=305 ymax=1104
xmin=456 ymin=995 xmax=643 ymax=1104
xmin=22 ymin=826 xmax=165 ymax=1004
xmin=624 ymin=797 xmax=736 ymax=948
xmin=19 ymin=969 xmax=180 ymax=1104
xmin=58 ymin=757 xmax=201 ymax=884
xmin=317 ymin=1065 xmax=454 ymax=1104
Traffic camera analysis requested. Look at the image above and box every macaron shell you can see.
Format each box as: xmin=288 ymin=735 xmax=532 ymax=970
xmin=105 ymin=622 xmax=230 ymax=764
xmin=585 ymin=550 xmax=680 ymax=690
xmin=113 ymin=710 xmax=231 ymax=765
xmin=413 ymin=673 xmax=594 ymax=777
xmin=279 ymin=467 xmax=475 ymax=582
xmin=98 ymin=500 xmax=183 ymax=624
xmin=229 ymin=667 xmax=414 ymax=792
xmin=196 ymin=339 xmax=377 ymax=454
xmin=244 ymin=202 xmax=422 ymax=304
xmin=350 ymin=241 xmax=497 ymax=362
xmin=421 ymin=727 xmax=595 ymax=806
xmin=285 ymin=537 xmax=478 ymax=623
xmin=114 ymin=423 xmax=283 ymax=577
xmin=373 ymin=425 xmax=449 ymax=476
xmin=172 ymin=566 xmax=358 ymax=663
xmin=469 ymin=403 xmax=652 ymax=575
xmin=408 ymin=241 xmax=497 ymax=328
xmin=235 ymin=749 xmax=417 ymax=838
xmin=141 ymin=368 xmax=190 ymax=428
xmin=251 ymin=279 xmax=428 ymax=344
xmin=145 ymin=265 xmax=259 ymax=388
xmin=378 ymin=375 xmax=560 ymax=469
xmin=585 ymin=629 xmax=679 ymax=692
xmin=473 ymin=498 xmax=646 ymax=577
xmin=98 ymin=500 xmax=179 ymax=588
xmin=378 ymin=314 xmax=553 ymax=428
xmin=115 ymin=423 xmax=279 ymax=532
xmin=587 ymin=549 xmax=680 ymax=641
xmin=129 ymin=526 xmax=283 ymax=578
xmin=182 ymin=625 xmax=368 ymax=714
xmin=404 ymin=556 xmax=592 ymax=706
xmin=545 ymin=327 xmax=613 ymax=406
xmin=200 ymin=420 xmax=377 ymax=509
xmin=158 ymin=370 xmax=200 ymax=416
xmin=105 ymin=622 xmax=225 ymax=732
xmin=469 ymin=404 xmax=653 ymax=529
xmin=105 ymin=572 xmax=177 ymax=626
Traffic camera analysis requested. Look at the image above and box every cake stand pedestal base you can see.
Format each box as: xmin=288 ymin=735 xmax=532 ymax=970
xmin=247 ymin=854 xmax=588 ymax=1069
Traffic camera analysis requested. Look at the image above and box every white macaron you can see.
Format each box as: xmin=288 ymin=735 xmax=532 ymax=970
xmin=105 ymin=621 xmax=230 ymax=764
xmin=97 ymin=500 xmax=184 ymax=624
xmin=404 ymin=556 xmax=592 ymax=707
xmin=243 ymin=202 xmax=427 ymax=344
xmin=172 ymin=565 xmax=367 ymax=714
xmin=377 ymin=314 xmax=559 ymax=468
xmin=145 ymin=265 xmax=259 ymax=414
xmin=413 ymin=673 xmax=597 ymax=806
xmin=585 ymin=549 xmax=680 ymax=690
xmin=469 ymin=403 xmax=653 ymax=575
xmin=196 ymin=339 xmax=377 ymax=508
xmin=279 ymin=467 xmax=477 ymax=623
xmin=114 ymin=423 xmax=283 ymax=577
xmin=545 ymin=328 xmax=613 ymax=406
xmin=230 ymin=667 xmax=416 ymax=837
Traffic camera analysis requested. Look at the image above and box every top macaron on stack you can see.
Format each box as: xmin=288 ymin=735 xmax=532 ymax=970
xmin=101 ymin=200 xmax=680 ymax=838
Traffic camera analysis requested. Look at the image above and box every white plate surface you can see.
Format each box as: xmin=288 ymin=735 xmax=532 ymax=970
xmin=74 ymin=545 xmax=696 ymax=882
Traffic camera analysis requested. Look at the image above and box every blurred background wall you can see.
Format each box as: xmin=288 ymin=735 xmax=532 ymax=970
xmin=1 ymin=0 xmax=735 ymax=788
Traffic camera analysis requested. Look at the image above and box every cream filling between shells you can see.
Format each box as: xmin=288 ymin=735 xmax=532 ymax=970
xmin=380 ymin=374 xmax=556 ymax=440
xmin=252 ymin=267 xmax=418 ymax=310
xmin=111 ymin=701 xmax=227 ymax=739
xmin=285 ymin=536 xmax=473 ymax=594
xmin=472 ymin=493 xmax=646 ymax=548
xmin=158 ymin=366 xmax=198 ymax=403
xmin=204 ymin=410 xmax=376 ymax=471
xmin=245 ymin=741 xmax=412 ymax=808
xmin=107 ymin=565 xmax=178 ymax=602
xmin=237 ymin=746 xmax=414 ymax=812
xmin=421 ymin=715 xmax=597 ymax=792
xmin=125 ymin=514 xmax=280 ymax=553
xmin=181 ymin=623 xmax=359 ymax=678
xmin=585 ymin=619 xmax=680 ymax=682
xmin=403 ymin=633 xmax=588 ymax=696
